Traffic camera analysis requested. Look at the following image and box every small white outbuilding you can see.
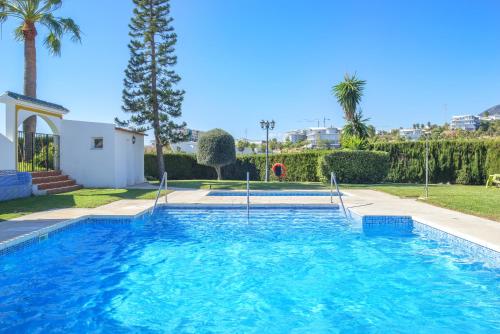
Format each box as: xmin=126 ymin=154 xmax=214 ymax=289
xmin=0 ymin=91 xmax=145 ymax=190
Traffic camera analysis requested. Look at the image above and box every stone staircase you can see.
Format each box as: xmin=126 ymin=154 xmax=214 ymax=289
xmin=31 ymin=171 xmax=83 ymax=195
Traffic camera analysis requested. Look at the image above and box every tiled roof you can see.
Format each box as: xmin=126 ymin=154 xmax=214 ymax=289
xmin=5 ymin=91 xmax=69 ymax=112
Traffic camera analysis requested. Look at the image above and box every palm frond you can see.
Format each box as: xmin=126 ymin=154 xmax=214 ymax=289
xmin=44 ymin=31 xmax=61 ymax=55
xmin=332 ymin=73 xmax=366 ymax=121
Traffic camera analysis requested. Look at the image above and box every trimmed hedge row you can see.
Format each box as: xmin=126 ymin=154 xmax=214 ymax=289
xmin=370 ymin=139 xmax=500 ymax=185
xmin=145 ymin=153 xmax=215 ymax=180
xmin=144 ymin=139 xmax=500 ymax=184
xmin=145 ymin=150 xmax=388 ymax=183
xmin=317 ymin=151 xmax=389 ymax=183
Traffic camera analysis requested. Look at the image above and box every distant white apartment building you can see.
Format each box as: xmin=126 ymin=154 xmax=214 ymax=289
xmin=451 ymin=115 xmax=480 ymax=131
xmin=480 ymin=114 xmax=500 ymax=121
xmin=399 ymin=128 xmax=423 ymax=141
xmin=306 ymin=127 xmax=341 ymax=148
xmin=285 ymin=130 xmax=307 ymax=143
xmin=285 ymin=127 xmax=341 ymax=148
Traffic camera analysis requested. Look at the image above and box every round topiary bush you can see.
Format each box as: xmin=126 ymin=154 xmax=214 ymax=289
xmin=197 ymin=128 xmax=236 ymax=180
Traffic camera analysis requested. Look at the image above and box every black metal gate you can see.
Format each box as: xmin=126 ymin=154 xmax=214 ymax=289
xmin=17 ymin=131 xmax=60 ymax=172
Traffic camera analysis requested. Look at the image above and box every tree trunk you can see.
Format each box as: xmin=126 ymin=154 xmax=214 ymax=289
xmin=154 ymin=135 xmax=165 ymax=180
xmin=148 ymin=0 xmax=165 ymax=178
xmin=215 ymin=166 xmax=222 ymax=181
xmin=23 ymin=22 xmax=38 ymax=164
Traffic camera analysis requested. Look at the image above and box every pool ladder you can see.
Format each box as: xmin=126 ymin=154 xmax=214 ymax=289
xmin=151 ymin=172 xmax=168 ymax=216
xmin=246 ymin=171 xmax=250 ymax=215
xmin=331 ymin=172 xmax=347 ymax=217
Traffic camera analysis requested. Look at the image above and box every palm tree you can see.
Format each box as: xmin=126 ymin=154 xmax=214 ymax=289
xmin=343 ymin=109 xmax=370 ymax=139
xmin=332 ymin=73 xmax=366 ymax=121
xmin=0 ymin=0 xmax=81 ymax=134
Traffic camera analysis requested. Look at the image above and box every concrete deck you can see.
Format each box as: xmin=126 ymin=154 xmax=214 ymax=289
xmin=1 ymin=189 xmax=499 ymax=253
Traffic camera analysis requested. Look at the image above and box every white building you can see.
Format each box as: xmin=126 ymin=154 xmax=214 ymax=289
xmin=480 ymin=114 xmax=500 ymax=121
xmin=285 ymin=130 xmax=307 ymax=143
xmin=0 ymin=91 xmax=145 ymax=190
xmin=306 ymin=127 xmax=341 ymax=148
xmin=450 ymin=115 xmax=480 ymax=131
xmin=399 ymin=128 xmax=423 ymax=141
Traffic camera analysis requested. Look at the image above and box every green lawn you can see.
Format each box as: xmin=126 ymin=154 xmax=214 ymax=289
xmin=0 ymin=188 xmax=170 ymax=221
xmin=361 ymin=184 xmax=500 ymax=222
xmin=166 ymin=180 xmax=499 ymax=221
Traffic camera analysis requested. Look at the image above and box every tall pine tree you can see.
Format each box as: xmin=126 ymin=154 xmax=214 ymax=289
xmin=118 ymin=0 xmax=186 ymax=177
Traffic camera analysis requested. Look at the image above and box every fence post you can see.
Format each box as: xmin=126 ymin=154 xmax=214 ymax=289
xmin=31 ymin=132 xmax=35 ymax=172
xmin=46 ymin=134 xmax=49 ymax=171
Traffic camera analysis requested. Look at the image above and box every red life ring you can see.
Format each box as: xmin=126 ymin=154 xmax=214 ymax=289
xmin=272 ymin=163 xmax=287 ymax=179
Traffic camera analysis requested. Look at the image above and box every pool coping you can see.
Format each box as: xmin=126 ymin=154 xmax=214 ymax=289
xmin=1 ymin=203 xmax=499 ymax=261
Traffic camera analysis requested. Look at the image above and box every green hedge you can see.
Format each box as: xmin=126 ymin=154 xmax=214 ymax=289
xmin=317 ymin=150 xmax=390 ymax=183
xmin=145 ymin=152 xmax=327 ymax=181
xmin=144 ymin=139 xmax=500 ymax=184
xmin=145 ymin=153 xmax=215 ymax=180
xmin=222 ymin=152 xmax=327 ymax=181
xmin=370 ymin=139 xmax=500 ymax=184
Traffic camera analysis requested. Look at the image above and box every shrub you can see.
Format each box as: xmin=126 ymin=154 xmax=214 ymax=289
xmin=222 ymin=151 xmax=327 ymax=181
xmin=340 ymin=134 xmax=367 ymax=150
xmin=485 ymin=140 xmax=500 ymax=176
xmin=197 ymin=129 xmax=236 ymax=180
xmin=317 ymin=150 xmax=390 ymax=183
xmin=144 ymin=153 xmax=215 ymax=180
xmin=370 ymin=139 xmax=498 ymax=184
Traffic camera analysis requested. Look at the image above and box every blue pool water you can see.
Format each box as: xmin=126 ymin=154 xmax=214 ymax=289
xmin=0 ymin=208 xmax=499 ymax=333
xmin=208 ymin=191 xmax=340 ymax=196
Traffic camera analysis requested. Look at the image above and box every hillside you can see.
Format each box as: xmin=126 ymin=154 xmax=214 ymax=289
xmin=480 ymin=105 xmax=500 ymax=116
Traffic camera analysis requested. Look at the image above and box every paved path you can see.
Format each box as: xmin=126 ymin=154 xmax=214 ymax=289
xmin=1 ymin=189 xmax=499 ymax=252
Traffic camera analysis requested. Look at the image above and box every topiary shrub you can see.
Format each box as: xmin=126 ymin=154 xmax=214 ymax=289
xmin=197 ymin=129 xmax=236 ymax=180
xmin=317 ymin=150 xmax=390 ymax=183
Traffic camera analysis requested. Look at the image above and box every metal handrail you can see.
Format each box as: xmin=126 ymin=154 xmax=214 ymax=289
xmin=151 ymin=172 xmax=168 ymax=216
xmin=246 ymin=171 xmax=250 ymax=215
xmin=331 ymin=172 xmax=347 ymax=217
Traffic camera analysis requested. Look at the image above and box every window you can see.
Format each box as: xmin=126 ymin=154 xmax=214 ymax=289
xmin=91 ymin=137 xmax=104 ymax=149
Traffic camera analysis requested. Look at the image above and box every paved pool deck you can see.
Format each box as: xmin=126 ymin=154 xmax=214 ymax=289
xmin=1 ymin=189 xmax=499 ymax=253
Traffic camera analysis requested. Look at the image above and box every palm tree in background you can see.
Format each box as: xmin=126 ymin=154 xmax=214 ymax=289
xmin=0 ymin=0 xmax=81 ymax=135
xmin=332 ymin=73 xmax=366 ymax=121
xmin=343 ymin=109 xmax=370 ymax=139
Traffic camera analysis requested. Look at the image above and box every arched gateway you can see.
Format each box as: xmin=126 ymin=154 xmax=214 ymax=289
xmin=0 ymin=91 xmax=146 ymax=193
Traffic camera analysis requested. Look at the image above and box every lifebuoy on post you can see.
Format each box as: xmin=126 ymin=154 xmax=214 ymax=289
xmin=271 ymin=163 xmax=287 ymax=181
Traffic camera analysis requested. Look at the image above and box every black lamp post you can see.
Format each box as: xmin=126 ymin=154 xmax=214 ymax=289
xmin=260 ymin=120 xmax=275 ymax=182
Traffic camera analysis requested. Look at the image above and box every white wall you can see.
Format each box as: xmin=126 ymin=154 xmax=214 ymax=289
xmin=60 ymin=119 xmax=117 ymax=187
xmin=114 ymin=130 xmax=145 ymax=188
xmin=0 ymin=133 xmax=15 ymax=170
xmin=60 ymin=120 xmax=145 ymax=188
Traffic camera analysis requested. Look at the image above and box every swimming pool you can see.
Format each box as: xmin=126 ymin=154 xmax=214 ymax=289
xmin=0 ymin=207 xmax=498 ymax=332
xmin=208 ymin=190 xmax=341 ymax=196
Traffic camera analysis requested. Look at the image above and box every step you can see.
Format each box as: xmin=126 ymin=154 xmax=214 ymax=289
xmin=31 ymin=170 xmax=62 ymax=178
xmin=46 ymin=184 xmax=83 ymax=195
xmin=37 ymin=179 xmax=76 ymax=190
xmin=32 ymin=175 xmax=69 ymax=185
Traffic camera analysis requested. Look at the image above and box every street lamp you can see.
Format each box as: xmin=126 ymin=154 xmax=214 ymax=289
xmin=260 ymin=119 xmax=275 ymax=182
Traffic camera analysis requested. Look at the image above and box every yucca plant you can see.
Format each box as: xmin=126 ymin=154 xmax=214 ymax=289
xmin=343 ymin=109 xmax=370 ymax=139
xmin=332 ymin=73 xmax=366 ymax=121
xmin=0 ymin=0 xmax=81 ymax=132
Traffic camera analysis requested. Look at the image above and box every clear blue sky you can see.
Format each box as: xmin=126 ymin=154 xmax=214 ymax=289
xmin=1 ymin=0 xmax=500 ymax=140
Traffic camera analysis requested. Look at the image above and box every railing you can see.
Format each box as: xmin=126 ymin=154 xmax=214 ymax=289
xmin=246 ymin=171 xmax=250 ymax=215
xmin=17 ymin=131 xmax=60 ymax=172
xmin=331 ymin=171 xmax=347 ymax=217
xmin=151 ymin=172 xmax=168 ymax=216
